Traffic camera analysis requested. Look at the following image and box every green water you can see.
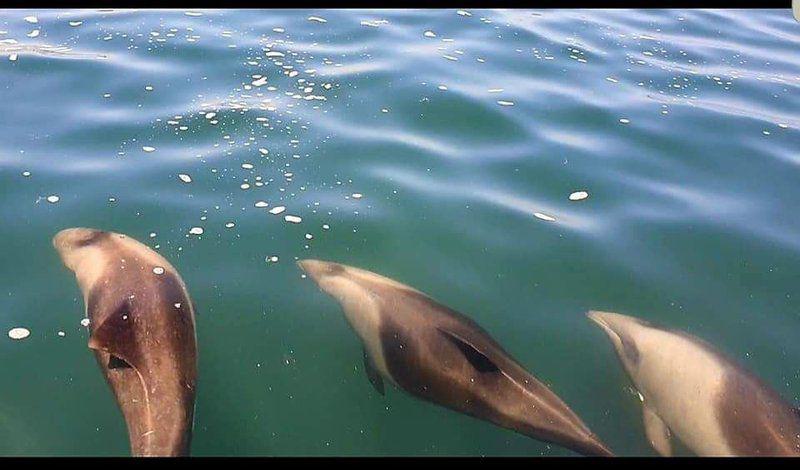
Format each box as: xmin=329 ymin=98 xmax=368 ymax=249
xmin=1 ymin=8 xmax=799 ymax=456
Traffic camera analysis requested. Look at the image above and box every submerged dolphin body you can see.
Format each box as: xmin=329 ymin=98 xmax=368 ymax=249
xmin=54 ymin=228 xmax=197 ymax=456
xmin=298 ymin=259 xmax=612 ymax=456
xmin=588 ymin=310 xmax=800 ymax=456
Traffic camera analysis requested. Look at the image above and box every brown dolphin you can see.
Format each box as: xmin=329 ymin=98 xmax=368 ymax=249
xmin=298 ymin=259 xmax=612 ymax=456
xmin=53 ymin=228 xmax=197 ymax=456
xmin=588 ymin=310 xmax=800 ymax=456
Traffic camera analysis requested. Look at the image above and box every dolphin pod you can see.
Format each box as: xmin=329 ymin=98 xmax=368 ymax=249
xmin=53 ymin=228 xmax=197 ymax=457
xmin=297 ymin=259 xmax=613 ymax=456
xmin=588 ymin=310 xmax=800 ymax=456
xmin=48 ymin=227 xmax=800 ymax=456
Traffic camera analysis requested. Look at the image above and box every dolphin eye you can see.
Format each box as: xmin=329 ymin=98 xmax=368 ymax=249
xmin=621 ymin=337 xmax=640 ymax=365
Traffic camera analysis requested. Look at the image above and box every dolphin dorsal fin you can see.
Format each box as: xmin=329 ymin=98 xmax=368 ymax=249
xmin=436 ymin=327 xmax=500 ymax=373
xmin=87 ymin=299 xmax=139 ymax=370
xmin=108 ymin=354 xmax=133 ymax=369
xmin=362 ymin=348 xmax=385 ymax=396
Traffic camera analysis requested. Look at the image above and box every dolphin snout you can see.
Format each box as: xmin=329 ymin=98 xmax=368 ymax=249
xmin=586 ymin=310 xmax=627 ymax=340
xmin=587 ymin=310 xmax=624 ymax=329
xmin=297 ymin=259 xmax=346 ymax=282
xmin=53 ymin=228 xmax=81 ymax=251
xmin=53 ymin=227 xmax=104 ymax=252
xmin=586 ymin=310 xmax=611 ymax=328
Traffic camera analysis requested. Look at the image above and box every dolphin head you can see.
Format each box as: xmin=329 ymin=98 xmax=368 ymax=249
xmin=53 ymin=227 xmax=109 ymax=270
xmin=298 ymin=258 xmax=414 ymax=312
xmin=53 ymin=227 xmax=119 ymax=296
xmin=297 ymin=259 xmax=428 ymax=321
xmin=587 ymin=310 xmax=653 ymax=378
xmin=296 ymin=259 xmax=360 ymax=310
xmin=297 ymin=259 xmax=348 ymax=291
xmin=298 ymin=259 xmax=420 ymax=294
xmin=297 ymin=259 xmax=390 ymax=342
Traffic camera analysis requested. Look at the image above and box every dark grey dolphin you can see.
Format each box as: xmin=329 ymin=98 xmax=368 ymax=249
xmin=54 ymin=228 xmax=197 ymax=456
xmin=588 ymin=310 xmax=800 ymax=456
xmin=298 ymin=259 xmax=612 ymax=456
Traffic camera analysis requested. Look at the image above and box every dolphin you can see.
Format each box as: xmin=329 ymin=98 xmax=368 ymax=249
xmin=53 ymin=228 xmax=197 ymax=456
xmin=588 ymin=310 xmax=800 ymax=456
xmin=298 ymin=259 xmax=612 ymax=456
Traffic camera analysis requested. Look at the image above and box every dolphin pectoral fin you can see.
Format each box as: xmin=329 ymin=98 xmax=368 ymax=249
xmin=643 ymin=404 xmax=672 ymax=456
xmin=363 ymin=348 xmax=384 ymax=396
xmin=436 ymin=327 xmax=500 ymax=373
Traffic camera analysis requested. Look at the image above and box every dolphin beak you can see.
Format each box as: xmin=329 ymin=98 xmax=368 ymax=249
xmin=297 ymin=259 xmax=322 ymax=282
xmin=297 ymin=259 xmax=344 ymax=283
xmin=587 ymin=310 xmax=623 ymax=339
xmin=52 ymin=227 xmax=103 ymax=259
xmin=52 ymin=227 xmax=103 ymax=273
xmin=52 ymin=227 xmax=81 ymax=254
xmin=296 ymin=258 xmax=319 ymax=273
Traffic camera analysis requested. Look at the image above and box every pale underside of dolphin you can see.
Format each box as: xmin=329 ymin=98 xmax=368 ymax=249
xmin=53 ymin=227 xmax=198 ymax=457
xmin=298 ymin=259 xmax=613 ymax=456
xmin=588 ymin=310 xmax=800 ymax=457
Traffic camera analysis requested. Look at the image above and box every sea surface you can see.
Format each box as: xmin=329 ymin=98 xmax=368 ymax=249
xmin=0 ymin=8 xmax=799 ymax=456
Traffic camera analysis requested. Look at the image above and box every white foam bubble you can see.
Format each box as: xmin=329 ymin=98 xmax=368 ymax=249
xmin=569 ymin=191 xmax=589 ymax=201
xmin=8 ymin=327 xmax=30 ymax=340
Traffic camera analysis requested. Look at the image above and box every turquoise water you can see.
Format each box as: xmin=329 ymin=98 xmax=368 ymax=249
xmin=1 ymin=8 xmax=799 ymax=456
